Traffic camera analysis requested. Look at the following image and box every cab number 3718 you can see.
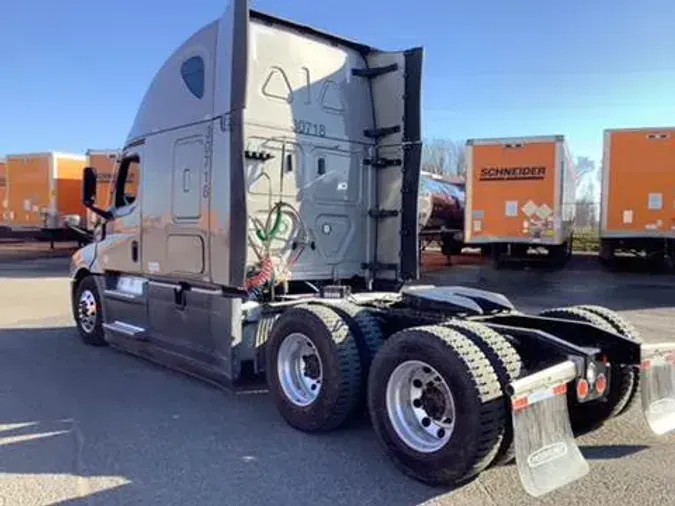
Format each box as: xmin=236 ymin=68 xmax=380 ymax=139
xmin=293 ymin=119 xmax=326 ymax=137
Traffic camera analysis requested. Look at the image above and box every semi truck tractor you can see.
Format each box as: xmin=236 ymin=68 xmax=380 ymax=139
xmin=69 ymin=1 xmax=675 ymax=497
xmin=464 ymin=136 xmax=577 ymax=267
xmin=599 ymin=127 xmax=675 ymax=269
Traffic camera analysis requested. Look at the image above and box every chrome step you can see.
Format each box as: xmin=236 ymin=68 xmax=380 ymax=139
xmin=103 ymin=321 xmax=148 ymax=340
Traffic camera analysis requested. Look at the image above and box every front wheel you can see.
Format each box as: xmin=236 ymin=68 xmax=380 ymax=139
xmin=73 ymin=276 xmax=107 ymax=346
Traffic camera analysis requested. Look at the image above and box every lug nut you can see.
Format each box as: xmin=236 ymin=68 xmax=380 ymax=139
xmin=437 ymin=428 xmax=445 ymax=438
xmin=421 ymin=417 xmax=431 ymax=427
xmin=413 ymin=398 xmax=422 ymax=408
xmin=412 ymin=379 xmax=423 ymax=388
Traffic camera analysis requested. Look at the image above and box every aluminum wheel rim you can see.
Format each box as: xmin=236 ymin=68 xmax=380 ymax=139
xmin=277 ymin=332 xmax=323 ymax=406
xmin=386 ymin=360 xmax=456 ymax=453
xmin=78 ymin=289 xmax=97 ymax=334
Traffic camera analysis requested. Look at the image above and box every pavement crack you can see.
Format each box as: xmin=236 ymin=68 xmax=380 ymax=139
xmin=475 ymin=477 xmax=499 ymax=506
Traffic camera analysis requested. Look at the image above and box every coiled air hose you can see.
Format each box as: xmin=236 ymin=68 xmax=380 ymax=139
xmin=246 ymin=201 xmax=308 ymax=294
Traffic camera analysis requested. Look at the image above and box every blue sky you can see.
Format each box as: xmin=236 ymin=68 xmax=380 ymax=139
xmin=1 ymin=0 xmax=674 ymax=166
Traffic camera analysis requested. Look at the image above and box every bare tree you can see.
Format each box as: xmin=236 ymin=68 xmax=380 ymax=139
xmin=574 ymin=156 xmax=596 ymax=188
xmin=455 ymin=145 xmax=467 ymax=177
xmin=421 ymin=138 xmax=466 ymax=176
xmin=574 ymin=156 xmax=600 ymax=230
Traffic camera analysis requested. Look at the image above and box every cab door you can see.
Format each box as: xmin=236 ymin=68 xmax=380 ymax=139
xmin=97 ymin=146 xmax=149 ymax=340
xmin=144 ymin=124 xmax=217 ymax=366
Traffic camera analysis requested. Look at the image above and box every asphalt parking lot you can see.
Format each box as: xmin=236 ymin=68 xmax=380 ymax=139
xmin=1 ymin=253 xmax=675 ymax=506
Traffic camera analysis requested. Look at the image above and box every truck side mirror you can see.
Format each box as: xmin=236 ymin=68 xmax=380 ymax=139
xmin=82 ymin=166 xmax=113 ymax=221
xmin=83 ymin=166 xmax=97 ymax=206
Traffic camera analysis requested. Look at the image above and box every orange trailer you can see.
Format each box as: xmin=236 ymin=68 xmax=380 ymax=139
xmin=85 ymin=149 xmax=120 ymax=228
xmin=3 ymin=152 xmax=88 ymax=235
xmin=464 ymin=135 xmax=577 ymax=266
xmin=600 ymin=127 xmax=675 ymax=265
xmin=0 ymin=158 xmax=7 ymax=227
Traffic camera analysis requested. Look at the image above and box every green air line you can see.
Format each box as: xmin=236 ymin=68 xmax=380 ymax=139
xmin=256 ymin=205 xmax=283 ymax=242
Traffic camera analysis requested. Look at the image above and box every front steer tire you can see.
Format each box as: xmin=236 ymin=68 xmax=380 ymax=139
xmin=266 ymin=304 xmax=362 ymax=433
xmin=367 ymin=325 xmax=506 ymax=487
xmin=73 ymin=276 xmax=107 ymax=347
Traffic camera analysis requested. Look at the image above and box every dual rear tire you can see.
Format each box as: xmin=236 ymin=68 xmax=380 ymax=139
xmin=266 ymin=304 xmax=518 ymax=487
xmin=266 ymin=304 xmax=363 ymax=433
xmin=366 ymin=325 xmax=511 ymax=486
xmin=538 ymin=305 xmax=642 ymax=435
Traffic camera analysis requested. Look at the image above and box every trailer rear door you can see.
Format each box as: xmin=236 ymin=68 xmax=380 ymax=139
xmin=6 ymin=154 xmax=52 ymax=228
xmin=466 ymin=138 xmax=561 ymax=245
xmin=602 ymin=129 xmax=675 ymax=237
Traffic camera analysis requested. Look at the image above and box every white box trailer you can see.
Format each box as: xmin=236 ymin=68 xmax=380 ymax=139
xmin=67 ymin=0 xmax=675 ymax=498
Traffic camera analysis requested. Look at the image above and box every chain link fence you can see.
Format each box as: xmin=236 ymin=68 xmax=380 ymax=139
xmin=573 ymin=201 xmax=600 ymax=252
xmin=574 ymin=201 xmax=600 ymax=231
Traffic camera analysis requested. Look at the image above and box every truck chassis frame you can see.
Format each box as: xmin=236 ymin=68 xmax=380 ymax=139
xmin=71 ymin=271 xmax=675 ymax=498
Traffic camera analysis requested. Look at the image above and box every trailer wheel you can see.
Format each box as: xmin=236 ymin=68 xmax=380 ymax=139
xmin=441 ymin=320 xmax=523 ymax=466
xmin=598 ymin=239 xmax=618 ymax=270
xmin=574 ymin=305 xmax=642 ymax=417
xmin=266 ymin=304 xmax=362 ymax=433
xmin=491 ymin=244 xmax=507 ymax=269
xmin=441 ymin=235 xmax=462 ymax=257
xmin=368 ymin=325 xmax=506 ymax=487
xmin=538 ymin=306 xmax=634 ymax=434
xmin=549 ymin=241 xmax=572 ymax=268
xmin=73 ymin=276 xmax=107 ymax=347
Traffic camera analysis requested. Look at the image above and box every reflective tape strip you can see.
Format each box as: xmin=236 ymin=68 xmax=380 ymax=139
xmin=512 ymin=383 xmax=567 ymax=412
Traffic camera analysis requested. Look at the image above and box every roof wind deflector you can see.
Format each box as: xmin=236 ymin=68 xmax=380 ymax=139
xmin=249 ymin=9 xmax=375 ymax=55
